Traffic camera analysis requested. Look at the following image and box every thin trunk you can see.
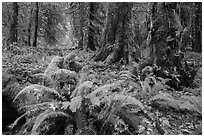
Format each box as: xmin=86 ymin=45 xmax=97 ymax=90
xmin=28 ymin=5 xmax=33 ymax=46
xmin=10 ymin=2 xmax=18 ymax=45
xmin=33 ymin=2 xmax=39 ymax=47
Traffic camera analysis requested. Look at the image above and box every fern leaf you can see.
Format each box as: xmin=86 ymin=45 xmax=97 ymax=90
xmin=62 ymin=101 xmax=71 ymax=110
xmin=150 ymin=93 xmax=181 ymax=110
xmin=119 ymin=107 xmax=142 ymax=131
xmin=29 ymin=73 xmax=57 ymax=88
xmin=181 ymin=96 xmax=202 ymax=115
xmin=89 ymin=80 xmax=125 ymax=98
xmin=140 ymin=81 xmax=151 ymax=93
xmin=71 ymin=81 xmax=93 ymax=98
xmin=120 ymin=73 xmax=132 ymax=80
xmin=141 ymin=66 xmax=153 ymax=75
xmin=51 ymin=69 xmax=77 ymax=82
xmin=119 ymin=70 xmax=132 ymax=76
xmin=13 ymin=84 xmax=63 ymax=108
xmin=9 ymin=113 xmax=27 ymax=129
xmin=69 ymin=96 xmax=82 ymax=112
xmin=31 ymin=110 xmax=71 ymax=135
xmin=118 ymin=95 xmax=144 ymax=110
xmin=152 ymin=82 xmax=166 ymax=93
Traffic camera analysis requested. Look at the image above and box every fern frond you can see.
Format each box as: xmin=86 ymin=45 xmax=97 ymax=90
xmin=29 ymin=73 xmax=57 ymax=88
xmin=51 ymin=69 xmax=77 ymax=85
xmin=181 ymin=96 xmax=202 ymax=115
xmin=139 ymin=81 xmax=151 ymax=93
xmin=8 ymin=113 xmax=27 ymax=130
xmin=3 ymin=82 xmax=24 ymax=100
xmin=150 ymin=93 xmax=181 ymax=110
xmin=151 ymin=82 xmax=166 ymax=93
xmin=69 ymin=96 xmax=82 ymax=112
xmin=71 ymin=81 xmax=93 ymax=98
xmin=141 ymin=66 xmax=153 ymax=75
xmin=117 ymin=95 xmax=144 ymax=110
xmin=13 ymin=84 xmax=63 ymax=108
xmin=44 ymin=56 xmax=64 ymax=76
xmin=89 ymin=80 xmax=125 ymax=99
xmin=31 ymin=110 xmax=71 ymax=135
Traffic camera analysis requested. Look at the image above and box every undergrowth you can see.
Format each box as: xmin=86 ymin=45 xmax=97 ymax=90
xmin=2 ymin=45 xmax=202 ymax=135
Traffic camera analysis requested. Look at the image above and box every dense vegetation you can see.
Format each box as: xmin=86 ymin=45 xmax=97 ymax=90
xmin=2 ymin=2 xmax=202 ymax=135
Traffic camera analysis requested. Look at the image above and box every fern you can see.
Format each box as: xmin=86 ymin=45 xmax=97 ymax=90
xmin=71 ymin=81 xmax=93 ymax=98
xmin=180 ymin=96 xmax=202 ymax=116
xmin=141 ymin=66 xmax=153 ymax=76
xmin=2 ymin=72 xmax=18 ymax=89
xmin=64 ymin=124 xmax=75 ymax=135
xmin=151 ymin=93 xmax=202 ymax=116
xmin=150 ymin=93 xmax=181 ymax=110
xmin=8 ymin=113 xmax=27 ymax=130
xmin=69 ymin=96 xmax=82 ymax=112
xmin=51 ymin=69 xmax=77 ymax=85
xmin=29 ymin=73 xmax=57 ymax=89
xmin=31 ymin=110 xmax=72 ymax=135
xmin=13 ymin=84 xmax=64 ymax=109
xmin=44 ymin=56 xmax=64 ymax=77
xmin=139 ymin=81 xmax=151 ymax=93
xmin=3 ymin=82 xmax=24 ymax=100
xmin=86 ymin=80 xmax=144 ymax=133
xmin=89 ymin=80 xmax=125 ymax=99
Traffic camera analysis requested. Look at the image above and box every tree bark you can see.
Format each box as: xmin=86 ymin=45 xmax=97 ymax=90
xmin=10 ymin=2 xmax=18 ymax=45
xmin=94 ymin=2 xmax=133 ymax=63
xmin=87 ymin=2 xmax=97 ymax=51
xmin=28 ymin=4 xmax=33 ymax=46
xmin=33 ymin=2 xmax=39 ymax=47
xmin=192 ymin=2 xmax=202 ymax=53
xmin=78 ymin=2 xmax=85 ymax=49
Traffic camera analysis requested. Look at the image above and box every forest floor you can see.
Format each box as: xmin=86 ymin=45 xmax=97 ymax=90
xmin=2 ymin=45 xmax=202 ymax=135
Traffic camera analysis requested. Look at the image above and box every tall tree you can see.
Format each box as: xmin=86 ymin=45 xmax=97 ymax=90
xmin=33 ymin=2 xmax=39 ymax=47
xmin=94 ymin=2 xmax=133 ymax=64
xmin=192 ymin=2 xmax=202 ymax=53
xmin=28 ymin=4 xmax=34 ymax=46
xmin=87 ymin=2 xmax=97 ymax=51
xmin=78 ymin=2 xmax=85 ymax=49
xmin=10 ymin=2 xmax=18 ymax=45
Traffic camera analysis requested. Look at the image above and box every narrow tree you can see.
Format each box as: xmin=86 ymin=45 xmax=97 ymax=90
xmin=28 ymin=3 xmax=34 ymax=46
xmin=94 ymin=2 xmax=133 ymax=63
xmin=33 ymin=2 xmax=39 ymax=47
xmin=10 ymin=2 xmax=18 ymax=45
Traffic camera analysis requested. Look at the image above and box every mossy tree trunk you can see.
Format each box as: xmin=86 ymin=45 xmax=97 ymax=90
xmin=33 ymin=2 xmax=39 ymax=47
xmin=192 ymin=2 xmax=202 ymax=53
xmin=28 ymin=4 xmax=34 ymax=47
xmin=94 ymin=2 xmax=133 ymax=63
xmin=10 ymin=2 xmax=18 ymax=45
xmin=87 ymin=2 xmax=97 ymax=51
xmin=78 ymin=2 xmax=85 ymax=49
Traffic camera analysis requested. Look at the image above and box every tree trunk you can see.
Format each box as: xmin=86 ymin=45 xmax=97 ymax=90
xmin=28 ymin=5 xmax=33 ymax=46
xmin=78 ymin=2 xmax=85 ymax=49
xmin=10 ymin=2 xmax=18 ymax=45
xmin=192 ymin=2 xmax=202 ymax=53
xmin=94 ymin=2 xmax=133 ymax=63
xmin=87 ymin=2 xmax=97 ymax=51
xmin=33 ymin=2 xmax=39 ymax=47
